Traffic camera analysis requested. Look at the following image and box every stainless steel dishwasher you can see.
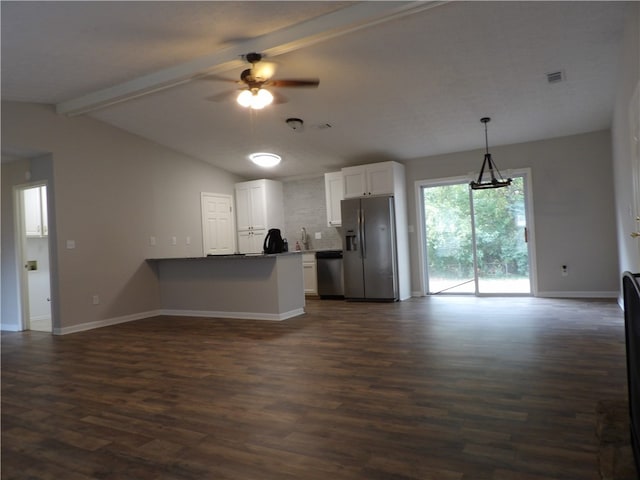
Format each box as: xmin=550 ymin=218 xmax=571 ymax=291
xmin=315 ymin=250 xmax=344 ymax=299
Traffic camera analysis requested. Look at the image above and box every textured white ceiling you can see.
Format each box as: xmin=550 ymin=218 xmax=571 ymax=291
xmin=1 ymin=1 xmax=628 ymax=179
xmin=1 ymin=1 xmax=351 ymax=102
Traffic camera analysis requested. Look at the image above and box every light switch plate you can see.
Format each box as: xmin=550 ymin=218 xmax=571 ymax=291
xmin=315 ymin=232 xmax=322 ymax=240
xmin=66 ymin=240 xmax=76 ymax=249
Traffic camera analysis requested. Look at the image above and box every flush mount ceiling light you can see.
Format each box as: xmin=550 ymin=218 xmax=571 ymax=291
xmin=237 ymin=88 xmax=274 ymax=110
xmin=470 ymin=117 xmax=512 ymax=190
xmin=249 ymin=152 xmax=281 ymax=168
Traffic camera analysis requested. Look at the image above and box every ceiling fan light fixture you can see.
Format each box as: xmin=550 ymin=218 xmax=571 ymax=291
xmin=237 ymin=89 xmax=253 ymax=108
xmin=470 ymin=117 xmax=512 ymax=190
xmin=237 ymin=88 xmax=273 ymax=110
xmin=249 ymin=152 xmax=281 ymax=168
xmin=254 ymin=88 xmax=273 ymax=108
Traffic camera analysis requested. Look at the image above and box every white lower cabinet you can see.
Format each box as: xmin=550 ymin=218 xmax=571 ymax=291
xmin=302 ymin=253 xmax=317 ymax=295
xmin=238 ymin=230 xmax=265 ymax=254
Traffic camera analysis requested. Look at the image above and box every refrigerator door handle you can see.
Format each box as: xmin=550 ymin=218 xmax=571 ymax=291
xmin=356 ymin=208 xmax=362 ymax=259
xmin=361 ymin=208 xmax=366 ymax=259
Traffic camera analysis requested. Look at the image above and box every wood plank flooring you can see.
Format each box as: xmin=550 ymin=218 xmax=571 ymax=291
xmin=1 ymin=297 xmax=629 ymax=480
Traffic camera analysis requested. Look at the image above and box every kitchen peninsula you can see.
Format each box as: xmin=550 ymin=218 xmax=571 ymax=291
xmin=147 ymin=253 xmax=304 ymax=321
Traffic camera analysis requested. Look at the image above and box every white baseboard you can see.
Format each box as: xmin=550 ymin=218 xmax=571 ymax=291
xmin=410 ymin=291 xmax=620 ymax=300
xmin=54 ymin=310 xmax=163 ymax=335
xmin=30 ymin=314 xmax=51 ymax=322
xmin=160 ymin=308 xmax=306 ymax=322
xmin=536 ymin=291 xmax=619 ymax=299
xmin=54 ymin=307 xmax=306 ymax=334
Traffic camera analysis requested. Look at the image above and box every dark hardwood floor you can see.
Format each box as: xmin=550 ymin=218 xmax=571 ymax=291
xmin=1 ymin=297 xmax=628 ymax=479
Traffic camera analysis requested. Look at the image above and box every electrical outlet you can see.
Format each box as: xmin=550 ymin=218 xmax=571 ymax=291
xmin=92 ymin=295 xmax=100 ymax=305
xmin=315 ymin=232 xmax=322 ymax=240
xmin=186 ymin=236 xmax=191 ymax=245
xmin=149 ymin=236 xmax=156 ymax=246
xmin=171 ymin=236 xmax=177 ymax=246
xmin=561 ymin=265 xmax=568 ymax=277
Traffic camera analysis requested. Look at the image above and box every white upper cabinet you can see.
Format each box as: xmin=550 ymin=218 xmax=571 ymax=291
xmin=324 ymin=171 xmax=344 ymax=227
xmin=342 ymin=161 xmax=396 ymax=198
xmin=235 ymin=183 xmax=261 ymax=231
xmin=234 ymin=179 xmax=284 ymax=254
xmin=24 ymin=185 xmax=48 ymax=237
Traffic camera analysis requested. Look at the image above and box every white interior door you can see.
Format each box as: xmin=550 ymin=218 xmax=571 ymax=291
xmin=201 ymin=193 xmax=235 ymax=255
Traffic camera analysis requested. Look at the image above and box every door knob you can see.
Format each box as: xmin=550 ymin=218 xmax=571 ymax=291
xmin=631 ymin=232 xmax=640 ymax=238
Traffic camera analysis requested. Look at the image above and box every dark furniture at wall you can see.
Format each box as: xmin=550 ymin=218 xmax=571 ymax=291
xmin=623 ymin=271 xmax=640 ymax=473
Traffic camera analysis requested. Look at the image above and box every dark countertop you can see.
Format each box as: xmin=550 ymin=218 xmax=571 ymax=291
xmin=147 ymin=252 xmax=303 ymax=262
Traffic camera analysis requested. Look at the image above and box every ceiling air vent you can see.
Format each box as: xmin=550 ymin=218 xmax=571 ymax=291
xmin=546 ymin=71 xmax=564 ymax=84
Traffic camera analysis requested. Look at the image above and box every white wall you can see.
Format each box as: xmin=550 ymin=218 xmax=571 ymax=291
xmin=404 ymin=130 xmax=619 ymax=297
xmin=1 ymin=102 xmax=241 ymax=333
xmin=612 ymin=2 xmax=640 ymax=292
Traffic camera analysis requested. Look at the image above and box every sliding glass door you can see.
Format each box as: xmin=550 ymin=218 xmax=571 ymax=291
xmin=420 ymin=172 xmax=533 ymax=295
xmin=422 ymin=182 xmax=475 ymax=294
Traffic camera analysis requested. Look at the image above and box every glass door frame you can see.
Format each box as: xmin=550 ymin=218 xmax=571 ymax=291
xmin=414 ymin=168 xmax=538 ymax=297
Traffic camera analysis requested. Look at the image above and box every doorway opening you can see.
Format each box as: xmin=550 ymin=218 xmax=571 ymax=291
xmin=17 ymin=183 xmax=52 ymax=332
xmin=417 ymin=170 xmax=536 ymax=296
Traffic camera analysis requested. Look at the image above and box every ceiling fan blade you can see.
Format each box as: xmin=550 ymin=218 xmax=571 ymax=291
xmin=271 ymin=90 xmax=288 ymax=105
xmin=269 ymin=79 xmax=320 ymax=88
xmin=205 ymin=90 xmax=240 ymax=102
xmin=200 ymin=74 xmax=240 ymax=84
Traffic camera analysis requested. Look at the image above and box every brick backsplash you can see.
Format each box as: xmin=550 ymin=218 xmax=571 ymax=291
xmin=282 ymin=176 xmax=342 ymax=251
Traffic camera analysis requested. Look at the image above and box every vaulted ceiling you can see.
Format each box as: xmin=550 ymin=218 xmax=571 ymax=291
xmin=1 ymin=1 xmax=628 ymax=179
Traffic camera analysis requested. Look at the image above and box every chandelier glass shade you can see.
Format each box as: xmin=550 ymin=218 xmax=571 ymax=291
xmin=237 ymin=88 xmax=274 ymax=109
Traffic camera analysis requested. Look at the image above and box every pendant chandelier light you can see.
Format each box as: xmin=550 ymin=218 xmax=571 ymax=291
xmin=470 ymin=117 xmax=512 ymax=190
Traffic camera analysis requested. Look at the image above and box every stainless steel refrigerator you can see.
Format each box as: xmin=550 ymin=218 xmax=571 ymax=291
xmin=341 ymin=195 xmax=398 ymax=301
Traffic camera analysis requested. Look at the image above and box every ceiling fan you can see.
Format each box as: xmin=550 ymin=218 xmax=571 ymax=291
xmin=204 ymin=52 xmax=319 ymax=109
